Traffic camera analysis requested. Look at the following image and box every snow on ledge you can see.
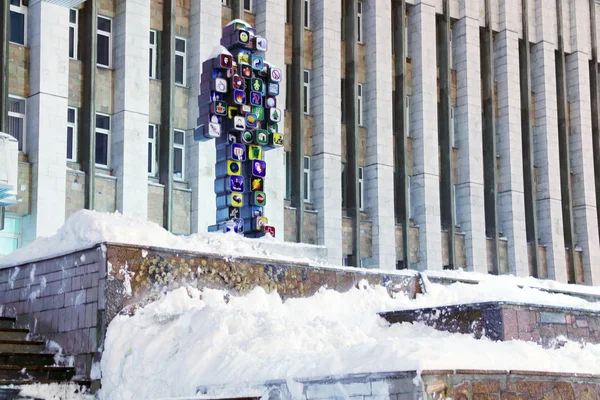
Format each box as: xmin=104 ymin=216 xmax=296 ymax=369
xmin=0 ymin=210 xmax=328 ymax=269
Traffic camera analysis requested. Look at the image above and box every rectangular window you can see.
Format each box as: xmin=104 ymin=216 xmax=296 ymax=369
xmin=0 ymin=216 xmax=21 ymax=255
xmin=244 ymin=0 xmax=252 ymax=12
xmin=95 ymin=114 xmax=110 ymax=167
xmin=358 ymin=166 xmax=364 ymax=210
xmin=69 ymin=9 xmax=78 ymax=59
xmin=341 ymin=162 xmax=347 ymax=208
xmin=285 ymin=151 xmax=292 ymax=199
xmin=341 ymin=79 xmax=346 ymax=123
xmin=148 ymin=125 xmax=158 ymax=176
xmin=175 ymin=37 xmax=187 ymax=86
xmin=173 ymin=129 xmax=185 ymax=180
xmin=8 ymin=96 xmax=25 ymax=152
xmin=357 ymin=1 xmax=363 ymax=43
xmin=405 ymin=95 xmax=411 ymax=138
xmin=304 ymin=0 xmax=310 ymax=29
xmin=149 ymin=30 xmax=157 ymax=79
xmin=222 ymin=0 xmax=228 ymax=5
xmin=303 ymin=155 xmax=311 ymax=202
xmin=9 ymin=0 xmax=26 ymax=46
xmin=303 ymin=70 xmax=310 ymax=115
xmin=450 ymin=106 xmax=455 ymax=147
xmin=67 ymin=107 xmax=77 ymax=162
xmin=357 ymin=83 xmax=363 ymax=126
xmin=286 ymin=64 xmax=291 ymax=110
xmin=407 ymin=175 xmax=412 ymax=219
xmin=97 ymin=16 xmax=112 ymax=68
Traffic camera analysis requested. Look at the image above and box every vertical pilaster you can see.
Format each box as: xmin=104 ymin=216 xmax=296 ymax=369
xmin=409 ymin=1 xmax=442 ymax=271
xmin=256 ymin=0 xmax=286 ymax=239
xmin=590 ymin=0 xmax=600 ymax=244
xmin=362 ymin=0 xmax=394 ymax=269
xmin=22 ymin=2 xmax=69 ymax=244
xmin=494 ymin=0 xmax=529 ymax=276
xmin=187 ymin=0 xmax=222 ymax=233
xmin=310 ymin=0 xmax=343 ymax=263
xmin=567 ymin=0 xmax=600 ymax=284
xmin=531 ymin=0 xmax=568 ymax=283
xmin=0 ymin=0 xmax=8 ymax=132
xmin=159 ymin=0 xmax=175 ymax=231
xmin=454 ymin=0 xmax=488 ymax=273
xmin=112 ymin=0 xmax=150 ymax=220
xmin=519 ymin=0 xmax=540 ymax=277
xmin=438 ymin=0 xmax=455 ymax=269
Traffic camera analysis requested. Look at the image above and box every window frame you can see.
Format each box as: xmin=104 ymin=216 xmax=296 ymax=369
xmin=303 ymin=69 xmax=310 ymax=115
xmin=358 ymin=166 xmax=364 ymax=211
xmin=303 ymin=155 xmax=311 ymax=203
xmin=148 ymin=124 xmax=158 ymax=176
xmin=175 ymin=37 xmax=187 ymax=86
xmin=67 ymin=107 xmax=78 ymax=162
xmin=69 ymin=8 xmax=78 ymax=60
xmin=9 ymin=0 xmax=27 ymax=46
xmin=285 ymin=151 xmax=292 ymax=199
xmin=244 ymin=0 xmax=253 ymax=12
xmin=357 ymin=0 xmax=363 ymax=44
xmin=357 ymin=83 xmax=363 ymax=126
xmin=0 ymin=215 xmax=21 ymax=255
xmin=95 ymin=113 xmax=111 ymax=168
xmin=173 ymin=129 xmax=186 ymax=181
xmin=97 ymin=15 xmax=113 ymax=68
xmin=303 ymin=0 xmax=310 ymax=29
xmin=7 ymin=95 xmax=26 ymax=152
xmin=149 ymin=30 xmax=157 ymax=79
xmin=405 ymin=95 xmax=411 ymax=138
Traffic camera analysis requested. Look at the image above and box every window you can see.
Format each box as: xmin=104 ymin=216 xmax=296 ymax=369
xmin=407 ymin=175 xmax=412 ymax=219
xmin=149 ymin=30 xmax=157 ymax=79
xmin=222 ymin=0 xmax=230 ymax=5
xmin=304 ymin=0 xmax=310 ymax=29
xmin=8 ymin=96 xmax=25 ymax=152
xmin=357 ymin=83 xmax=363 ymax=126
xmin=69 ymin=9 xmax=78 ymax=59
xmin=450 ymin=106 xmax=455 ymax=147
xmin=303 ymin=70 xmax=310 ymax=115
xmin=285 ymin=151 xmax=292 ymax=199
xmin=67 ymin=107 xmax=77 ymax=162
xmin=357 ymin=1 xmax=363 ymax=43
xmin=95 ymin=114 xmax=110 ymax=167
xmin=175 ymin=37 xmax=187 ymax=86
xmin=244 ymin=0 xmax=252 ymax=12
xmin=303 ymin=156 xmax=311 ymax=202
xmin=341 ymin=79 xmax=346 ymax=122
xmin=97 ymin=16 xmax=112 ymax=68
xmin=173 ymin=129 xmax=185 ymax=180
xmin=358 ymin=166 xmax=364 ymax=210
xmin=341 ymin=162 xmax=347 ymax=208
xmin=286 ymin=65 xmax=292 ymax=110
xmin=9 ymin=0 xmax=26 ymax=46
xmin=0 ymin=216 xmax=21 ymax=255
xmin=405 ymin=95 xmax=411 ymax=138
xmin=148 ymin=125 xmax=158 ymax=176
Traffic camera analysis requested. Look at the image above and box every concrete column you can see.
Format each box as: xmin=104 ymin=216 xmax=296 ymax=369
xmin=112 ymin=0 xmax=150 ymax=220
xmin=187 ymin=0 xmax=222 ymax=233
xmin=531 ymin=0 xmax=568 ymax=283
xmin=362 ymin=0 xmax=394 ymax=269
xmin=22 ymin=2 xmax=69 ymax=244
xmin=408 ymin=1 xmax=442 ymax=271
xmin=453 ymin=0 xmax=488 ymax=273
xmin=255 ymin=0 xmax=286 ymax=240
xmin=567 ymin=0 xmax=600 ymax=284
xmin=309 ymin=0 xmax=343 ymax=263
xmin=494 ymin=0 xmax=529 ymax=276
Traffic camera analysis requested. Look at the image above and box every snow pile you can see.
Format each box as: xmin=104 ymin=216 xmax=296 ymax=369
xmin=100 ymin=282 xmax=600 ymax=400
xmin=15 ymin=383 xmax=94 ymax=400
xmin=0 ymin=210 xmax=325 ymax=269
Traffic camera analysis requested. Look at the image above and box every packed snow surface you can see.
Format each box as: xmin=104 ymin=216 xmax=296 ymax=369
xmin=101 ymin=280 xmax=600 ymax=400
xmin=0 ymin=210 xmax=326 ymax=269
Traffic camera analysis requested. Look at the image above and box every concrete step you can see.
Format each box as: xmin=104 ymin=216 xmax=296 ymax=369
xmin=0 ymin=353 xmax=55 ymax=367
xmin=0 ymin=341 xmax=45 ymax=354
xmin=0 ymin=329 xmax=29 ymax=342
xmin=0 ymin=318 xmax=16 ymax=330
xmin=0 ymin=365 xmax=75 ymax=383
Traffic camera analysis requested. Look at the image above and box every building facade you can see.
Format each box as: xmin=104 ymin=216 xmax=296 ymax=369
xmin=1 ymin=0 xmax=600 ymax=285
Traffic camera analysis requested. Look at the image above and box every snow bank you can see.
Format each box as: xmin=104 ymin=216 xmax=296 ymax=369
xmin=15 ymin=383 xmax=94 ymax=400
xmin=0 ymin=210 xmax=326 ymax=269
xmin=100 ymin=281 xmax=600 ymax=400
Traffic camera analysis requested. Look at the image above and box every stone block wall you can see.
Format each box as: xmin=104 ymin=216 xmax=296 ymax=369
xmin=0 ymin=245 xmax=107 ymax=380
xmin=8 ymin=44 xmax=29 ymax=98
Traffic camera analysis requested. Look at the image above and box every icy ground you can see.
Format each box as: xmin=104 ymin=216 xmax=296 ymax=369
xmin=99 ymin=278 xmax=600 ymax=400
